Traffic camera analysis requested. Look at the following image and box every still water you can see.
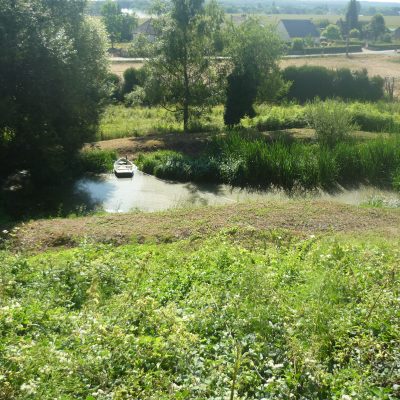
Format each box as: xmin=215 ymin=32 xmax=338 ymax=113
xmin=3 ymin=168 xmax=400 ymax=220
xmin=74 ymin=168 xmax=400 ymax=213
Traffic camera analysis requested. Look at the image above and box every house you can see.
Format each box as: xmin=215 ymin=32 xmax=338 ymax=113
xmin=133 ymin=19 xmax=157 ymax=42
xmin=277 ymin=19 xmax=320 ymax=43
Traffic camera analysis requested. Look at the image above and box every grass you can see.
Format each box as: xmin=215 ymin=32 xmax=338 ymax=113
xmin=99 ymin=105 xmax=224 ymax=140
xmin=1 ymin=229 xmax=399 ymax=399
xmin=137 ymin=133 xmax=400 ymax=191
xmin=99 ymin=101 xmax=400 ymax=141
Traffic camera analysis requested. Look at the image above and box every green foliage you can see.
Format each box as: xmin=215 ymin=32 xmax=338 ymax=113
xmin=138 ymin=132 xmax=400 ymax=190
xmin=322 ymin=24 xmax=342 ymax=40
xmin=121 ymin=67 xmax=147 ymax=95
xmin=0 ymin=234 xmax=399 ymax=398
xmin=0 ymin=2 xmax=109 ymax=183
xmin=224 ymin=18 xmax=286 ymax=126
xmin=346 ymin=0 xmax=360 ymax=31
xmin=146 ymin=0 xmax=226 ymax=132
xmin=124 ymin=87 xmax=146 ymax=107
xmin=349 ymin=28 xmax=360 ymax=38
xmin=99 ymin=104 xmax=224 ymax=139
xmin=283 ymin=66 xmax=384 ymax=103
xmin=369 ymin=13 xmax=386 ymax=41
xmin=305 ymin=99 xmax=357 ymax=148
xmin=292 ymin=38 xmax=305 ymax=51
xmin=101 ymin=0 xmax=138 ymax=46
xmin=76 ymin=149 xmax=117 ymax=174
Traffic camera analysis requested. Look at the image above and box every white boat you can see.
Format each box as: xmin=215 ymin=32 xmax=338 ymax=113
xmin=114 ymin=157 xmax=134 ymax=177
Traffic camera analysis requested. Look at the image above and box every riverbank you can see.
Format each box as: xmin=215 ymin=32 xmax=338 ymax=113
xmin=8 ymin=200 xmax=400 ymax=253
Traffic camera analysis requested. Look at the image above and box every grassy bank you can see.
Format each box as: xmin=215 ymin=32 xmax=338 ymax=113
xmin=99 ymin=101 xmax=400 ymax=141
xmin=1 ymin=229 xmax=399 ymax=399
xmin=137 ymin=133 xmax=400 ymax=191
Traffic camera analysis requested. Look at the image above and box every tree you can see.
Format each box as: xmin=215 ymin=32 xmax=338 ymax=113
xmin=369 ymin=14 xmax=386 ymax=41
xmin=0 ymin=0 xmax=109 ymax=182
xmin=146 ymin=0 xmax=225 ymax=132
xmin=101 ymin=0 xmax=122 ymax=47
xmin=101 ymin=2 xmax=137 ymax=45
xmin=224 ymin=19 xmax=286 ymax=126
xmin=346 ymin=0 xmax=359 ymax=31
xmin=322 ymin=24 xmax=342 ymax=40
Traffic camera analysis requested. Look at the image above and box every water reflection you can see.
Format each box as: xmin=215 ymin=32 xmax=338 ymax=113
xmin=2 ymin=169 xmax=400 ymax=220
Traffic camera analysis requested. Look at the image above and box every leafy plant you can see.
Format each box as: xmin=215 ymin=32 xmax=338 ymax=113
xmin=305 ymin=99 xmax=358 ymax=148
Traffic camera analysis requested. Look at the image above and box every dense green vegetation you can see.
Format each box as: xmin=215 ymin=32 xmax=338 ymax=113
xmin=137 ymin=133 xmax=400 ymax=190
xmin=0 ymin=0 xmax=109 ymax=184
xmin=99 ymin=100 xmax=400 ymax=140
xmin=1 ymin=232 xmax=399 ymax=399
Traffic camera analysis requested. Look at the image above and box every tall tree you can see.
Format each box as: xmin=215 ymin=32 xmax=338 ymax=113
xmin=346 ymin=0 xmax=359 ymax=31
xmin=224 ymin=19 xmax=286 ymax=126
xmin=101 ymin=0 xmax=122 ymax=47
xmin=0 ymin=0 xmax=109 ymax=182
xmin=146 ymin=0 xmax=225 ymax=132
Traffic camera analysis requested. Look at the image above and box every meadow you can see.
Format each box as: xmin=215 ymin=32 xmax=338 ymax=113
xmin=1 ymin=227 xmax=399 ymax=399
xmin=98 ymin=101 xmax=400 ymax=140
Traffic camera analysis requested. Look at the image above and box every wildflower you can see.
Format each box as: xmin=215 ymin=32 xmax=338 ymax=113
xmin=2 ymin=230 xmax=8 ymax=234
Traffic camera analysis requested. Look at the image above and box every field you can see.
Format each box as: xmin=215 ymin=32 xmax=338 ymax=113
xmin=111 ymin=53 xmax=400 ymax=80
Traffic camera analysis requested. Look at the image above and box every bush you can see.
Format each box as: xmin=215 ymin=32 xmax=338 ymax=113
xmin=124 ymin=87 xmax=146 ymax=107
xmin=287 ymin=45 xmax=362 ymax=56
xmin=292 ymin=38 xmax=304 ymax=51
xmin=224 ymin=72 xmax=257 ymax=126
xmin=305 ymin=99 xmax=358 ymax=148
xmin=76 ymin=149 xmax=117 ymax=174
xmin=121 ymin=67 xmax=147 ymax=96
xmin=283 ymin=66 xmax=384 ymax=103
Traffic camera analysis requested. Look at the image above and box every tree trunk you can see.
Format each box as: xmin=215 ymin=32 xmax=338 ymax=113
xmin=183 ymin=41 xmax=189 ymax=133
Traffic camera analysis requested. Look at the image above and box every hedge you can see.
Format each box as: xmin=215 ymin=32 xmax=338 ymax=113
xmin=283 ymin=65 xmax=384 ymax=103
xmin=287 ymin=45 xmax=362 ymax=56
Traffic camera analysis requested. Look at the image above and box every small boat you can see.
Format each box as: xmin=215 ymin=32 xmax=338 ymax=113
xmin=114 ymin=157 xmax=134 ymax=177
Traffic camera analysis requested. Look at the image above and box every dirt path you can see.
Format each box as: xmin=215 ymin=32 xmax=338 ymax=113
xmin=10 ymin=201 xmax=400 ymax=253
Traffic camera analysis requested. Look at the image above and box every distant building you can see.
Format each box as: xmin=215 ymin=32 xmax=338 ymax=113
xmin=133 ymin=19 xmax=157 ymax=42
xmin=277 ymin=19 xmax=320 ymax=43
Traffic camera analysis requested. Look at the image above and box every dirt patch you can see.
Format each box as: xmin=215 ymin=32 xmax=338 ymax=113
xmin=11 ymin=201 xmax=400 ymax=253
xmin=90 ymin=131 xmax=216 ymax=159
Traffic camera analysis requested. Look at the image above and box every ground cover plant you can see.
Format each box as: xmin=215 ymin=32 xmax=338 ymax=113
xmin=99 ymin=101 xmax=400 ymax=141
xmin=0 ymin=231 xmax=399 ymax=399
xmin=99 ymin=105 xmax=224 ymax=139
xmin=137 ymin=133 xmax=400 ymax=191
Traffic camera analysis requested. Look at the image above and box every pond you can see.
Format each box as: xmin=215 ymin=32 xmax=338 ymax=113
xmin=2 ymin=168 xmax=400 ymax=220
xmin=73 ymin=169 xmax=400 ymax=213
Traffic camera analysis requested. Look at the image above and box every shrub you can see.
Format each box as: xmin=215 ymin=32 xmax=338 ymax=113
xmin=77 ymin=149 xmax=117 ymax=174
xmin=283 ymin=66 xmax=384 ymax=103
xmin=306 ymin=99 xmax=358 ymax=148
xmin=224 ymin=72 xmax=257 ymax=126
xmin=124 ymin=87 xmax=146 ymax=107
xmin=121 ymin=67 xmax=148 ymax=96
xmin=292 ymin=38 xmax=304 ymax=51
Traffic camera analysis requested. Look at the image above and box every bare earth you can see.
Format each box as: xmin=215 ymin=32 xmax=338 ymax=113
xmin=11 ymin=201 xmax=400 ymax=253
